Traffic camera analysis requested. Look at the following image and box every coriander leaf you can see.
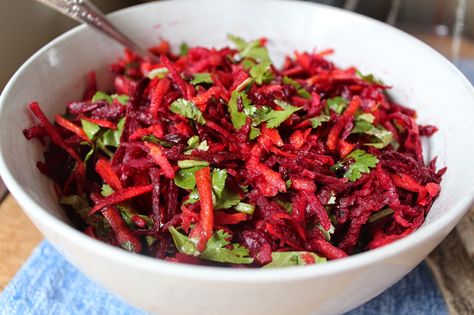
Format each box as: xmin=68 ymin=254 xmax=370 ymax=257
xmin=276 ymin=199 xmax=293 ymax=213
xmin=200 ymin=230 xmax=253 ymax=264
xmin=211 ymin=168 xmax=228 ymax=199
xmin=285 ymin=179 xmax=292 ymax=188
xmin=186 ymin=135 xmax=200 ymax=148
xmin=111 ymin=94 xmax=129 ymax=105
xmin=179 ymin=42 xmax=189 ymax=56
xmin=169 ymin=227 xmax=200 ymax=256
xmin=178 ymin=160 xmax=209 ymax=168
xmin=249 ymin=126 xmax=261 ymax=140
xmin=141 ymin=135 xmax=173 ymax=148
xmin=356 ymin=69 xmax=382 ymax=84
xmin=282 ymin=76 xmax=310 ymax=99
xmin=228 ymin=91 xmax=251 ymax=130
xmin=84 ymin=146 xmax=95 ymax=166
xmin=174 ymin=165 xmax=207 ymax=190
xmin=92 ymin=91 xmax=113 ymax=104
xmin=368 ymin=207 xmax=394 ymax=223
xmin=227 ymin=34 xmax=271 ymax=63
xmin=214 ymin=187 xmax=241 ymax=210
xmin=81 ymin=119 xmax=100 ymax=140
xmin=241 ymin=58 xmax=256 ymax=70
xmin=101 ymin=117 xmax=125 ymax=148
xmin=101 ymin=184 xmax=114 ymax=197
xmin=255 ymin=100 xmax=302 ymax=128
xmin=297 ymin=88 xmax=311 ymax=99
xmin=310 ymin=114 xmax=330 ymax=129
xmin=170 ymin=98 xmax=206 ymax=125
xmin=357 ymin=113 xmax=375 ymax=123
xmin=190 ymin=73 xmax=214 ymax=85
xmin=96 ymin=139 xmax=114 ymax=158
xmin=121 ymin=241 xmax=135 ymax=252
xmin=264 ymin=251 xmax=326 ymax=268
xmin=318 ymin=223 xmax=335 ymax=241
xmin=59 ymin=194 xmax=90 ymax=220
xmin=326 ymin=97 xmax=348 ymax=115
xmin=184 ymin=189 xmax=199 ymax=205
xmin=342 ymin=149 xmax=379 ymax=182
xmin=249 ymin=61 xmax=273 ymax=85
xmin=233 ymin=202 xmax=255 ymax=215
xmin=352 ymin=117 xmax=393 ymax=149
xmin=146 ymin=67 xmax=169 ymax=79
xmin=169 ymin=228 xmax=254 ymax=264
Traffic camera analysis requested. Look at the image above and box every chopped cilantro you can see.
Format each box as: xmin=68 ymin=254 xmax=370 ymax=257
xmin=356 ymin=69 xmax=382 ymax=84
xmin=334 ymin=149 xmax=379 ymax=182
xmin=81 ymin=119 xmax=100 ymax=140
xmin=190 ymin=73 xmax=214 ymax=85
xmin=146 ymin=67 xmax=169 ymax=79
xmin=184 ymin=135 xmax=209 ymax=154
xmin=282 ymin=76 xmax=311 ymax=99
xmin=233 ymin=202 xmax=255 ymax=215
xmin=326 ymin=97 xmax=348 ymax=115
xmin=211 ymin=168 xmax=228 ymax=199
xmin=310 ymin=114 xmax=330 ymax=129
xmin=101 ymin=117 xmax=125 ymax=148
xmin=249 ymin=125 xmax=261 ymax=140
xmin=141 ymin=134 xmax=173 ymax=148
xmin=174 ymin=165 xmax=207 ymax=190
xmin=263 ymin=251 xmax=326 ymax=268
xmin=318 ymin=223 xmax=335 ymax=241
xmin=179 ymin=42 xmax=189 ymax=56
xmin=368 ymin=207 xmax=394 ymax=223
xmin=169 ymin=227 xmax=254 ymax=264
xmin=255 ymin=100 xmax=302 ymax=128
xmin=92 ymin=91 xmax=113 ymax=104
xmin=170 ymin=98 xmax=206 ymax=125
xmin=352 ymin=114 xmax=393 ymax=149
xmin=227 ymin=34 xmax=271 ymax=63
xmin=249 ymin=61 xmax=273 ymax=85
xmin=178 ymin=160 xmax=209 ymax=168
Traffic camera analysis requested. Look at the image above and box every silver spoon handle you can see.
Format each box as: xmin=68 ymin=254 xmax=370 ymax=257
xmin=36 ymin=0 xmax=159 ymax=62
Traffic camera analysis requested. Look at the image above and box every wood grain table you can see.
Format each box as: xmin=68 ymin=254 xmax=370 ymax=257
xmin=0 ymin=33 xmax=473 ymax=314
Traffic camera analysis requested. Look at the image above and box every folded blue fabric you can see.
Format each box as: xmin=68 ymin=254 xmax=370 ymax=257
xmin=0 ymin=241 xmax=447 ymax=315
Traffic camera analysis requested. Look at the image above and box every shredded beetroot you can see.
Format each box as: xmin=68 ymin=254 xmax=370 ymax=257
xmin=23 ymin=36 xmax=444 ymax=267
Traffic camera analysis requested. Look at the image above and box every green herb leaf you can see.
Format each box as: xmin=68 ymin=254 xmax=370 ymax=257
xmin=178 ymin=160 xmax=209 ymax=168
xmin=169 ymin=228 xmax=254 ymax=264
xmin=121 ymin=241 xmax=135 ymax=252
xmin=326 ymin=97 xmax=349 ymax=115
xmin=190 ymin=73 xmax=214 ymax=85
xmin=356 ymin=69 xmax=382 ymax=84
xmin=211 ymin=168 xmax=228 ymax=199
xmin=101 ymin=184 xmax=114 ymax=197
xmin=264 ymin=251 xmax=326 ymax=268
xmin=336 ymin=149 xmax=379 ymax=182
xmin=310 ymin=114 xmax=330 ymax=129
xmin=255 ymin=100 xmax=302 ymax=128
xmin=228 ymin=91 xmax=252 ymax=130
xmin=249 ymin=126 xmax=261 ymax=140
xmin=111 ymin=94 xmax=129 ymax=105
xmin=59 ymin=194 xmax=91 ymax=220
xmin=214 ymin=188 xmax=241 ymax=210
xmin=233 ymin=202 xmax=255 ymax=215
xmin=184 ymin=189 xmax=200 ymax=205
xmin=200 ymin=230 xmax=253 ymax=264
xmin=92 ymin=91 xmax=113 ymax=104
xmin=282 ymin=76 xmax=311 ymax=99
xmin=141 ymin=135 xmax=173 ymax=148
xmin=318 ymin=223 xmax=335 ymax=241
xmin=169 ymin=227 xmax=200 ymax=256
xmin=227 ymin=34 xmax=271 ymax=63
xmin=146 ymin=67 xmax=169 ymax=79
xmin=276 ymin=199 xmax=293 ymax=213
xmin=368 ymin=207 xmax=394 ymax=223
xmin=179 ymin=42 xmax=189 ymax=56
xmin=184 ymin=136 xmax=209 ymax=154
xmin=81 ymin=119 xmax=100 ymax=140
xmin=101 ymin=117 xmax=126 ymax=148
xmin=285 ymin=179 xmax=292 ymax=188
xmin=174 ymin=166 xmax=207 ymax=190
xmin=249 ymin=61 xmax=273 ymax=85
xmin=352 ymin=115 xmax=393 ymax=149
xmin=170 ymin=98 xmax=206 ymax=125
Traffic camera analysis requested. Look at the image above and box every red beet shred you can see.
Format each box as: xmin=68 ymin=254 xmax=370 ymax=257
xmin=23 ymin=36 xmax=445 ymax=267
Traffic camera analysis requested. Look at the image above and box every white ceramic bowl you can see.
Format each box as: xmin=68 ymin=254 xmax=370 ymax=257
xmin=1 ymin=1 xmax=473 ymax=314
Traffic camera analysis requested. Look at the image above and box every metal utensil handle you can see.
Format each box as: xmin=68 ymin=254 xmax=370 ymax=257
xmin=36 ymin=0 xmax=157 ymax=61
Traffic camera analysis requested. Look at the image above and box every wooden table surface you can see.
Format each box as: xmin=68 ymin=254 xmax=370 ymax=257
xmin=0 ymin=33 xmax=473 ymax=313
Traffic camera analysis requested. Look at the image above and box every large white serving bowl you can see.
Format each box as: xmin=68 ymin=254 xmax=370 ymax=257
xmin=1 ymin=0 xmax=473 ymax=314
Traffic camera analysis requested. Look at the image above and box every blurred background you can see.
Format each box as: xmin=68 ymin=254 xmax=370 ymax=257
xmin=0 ymin=0 xmax=473 ymax=197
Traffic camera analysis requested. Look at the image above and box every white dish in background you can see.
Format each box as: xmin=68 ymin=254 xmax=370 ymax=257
xmin=0 ymin=1 xmax=473 ymax=315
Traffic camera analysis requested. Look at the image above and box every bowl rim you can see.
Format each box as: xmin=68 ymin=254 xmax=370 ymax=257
xmin=1 ymin=0 xmax=473 ymax=282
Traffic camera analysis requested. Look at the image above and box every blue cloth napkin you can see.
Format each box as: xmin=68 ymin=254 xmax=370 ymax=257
xmin=0 ymin=241 xmax=447 ymax=315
